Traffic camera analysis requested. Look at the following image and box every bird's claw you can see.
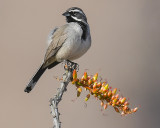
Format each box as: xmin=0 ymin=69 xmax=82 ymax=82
xmin=63 ymin=60 xmax=79 ymax=72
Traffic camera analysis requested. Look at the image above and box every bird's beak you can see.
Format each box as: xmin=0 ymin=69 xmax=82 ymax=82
xmin=62 ymin=11 xmax=70 ymax=16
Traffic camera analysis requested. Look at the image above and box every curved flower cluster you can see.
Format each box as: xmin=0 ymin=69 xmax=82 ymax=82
xmin=72 ymin=70 xmax=138 ymax=116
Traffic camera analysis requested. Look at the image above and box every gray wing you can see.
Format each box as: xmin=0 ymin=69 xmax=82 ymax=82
xmin=43 ymin=24 xmax=68 ymax=68
xmin=47 ymin=27 xmax=58 ymax=46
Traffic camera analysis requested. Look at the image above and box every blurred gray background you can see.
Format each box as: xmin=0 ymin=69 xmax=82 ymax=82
xmin=0 ymin=0 xmax=160 ymax=128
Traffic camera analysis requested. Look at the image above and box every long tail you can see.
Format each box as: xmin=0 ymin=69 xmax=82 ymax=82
xmin=24 ymin=61 xmax=60 ymax=93
xmin=24 ymin=64 xmax=47 ymax=93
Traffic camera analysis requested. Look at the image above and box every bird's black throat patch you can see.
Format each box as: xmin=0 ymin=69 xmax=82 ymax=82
xmin=78 ymin=21 xmax=87 ymax=40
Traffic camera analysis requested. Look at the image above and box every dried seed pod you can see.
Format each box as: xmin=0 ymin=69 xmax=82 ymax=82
xmin=113 ymin=98 xmax=118 ymax=103
xmin=133 ymin=107 xmax=138 ymax=112
xmin=115 ymin=94 xmax=119 ymax=99
xmin=120 ymin=97 xmax=126 ymax=104
xmin=108 ymin=90 xmax=112 ymax=97
xmin=92 ymin=88 xmax=98 ymax=93
xmin=77 ymin=87 xmax=82 ymax=92
xmin=71 ymin=80 xmax=77 ymax=84
xmin=112 ymin=103 xmax=116 ymax=107
xmin=112 ymin=88 xmax=117 ymax=95
xmin=104 ymin=104 xmax=108 ymax=109
xmin=88 ymin=79 xmax=92 ymax=85
xmin=77 ymin=91 xmax=81 ymax=97
xmin=84 ymin=72 xmax=88 ymax=81
xmin=77 ymin=87 xmax=82 ymax=97
xmin=92 ymin=73 xmax=98 ymax=82
xmin=93 ymin=82 xmax=97 ymax=89
xmin=124 ymin=101 xmax=129 ymax=106
xmin=72 ymin=70 xmax=77 ymax=80
xmin=111 ymin=95 xmax=115 ymax=100
xmin=101 ymin=101 xmax=104 ymax=106
xmin=103 ymin=93 xmax=107 ymax=97
xmin=114 ymin=107 xmax=120 ymax=113
xmin=123 ymin=106 xmax=128 ymax=111
xmin=85 ymin=94 xmax=90 ymax=101
xmin=87 ymin=75 xmax=91 ymax=79
xmin=104 ymin=84 xmax=109 ymax=90
xmin=97 ymin=82 xmax=102 ymax=87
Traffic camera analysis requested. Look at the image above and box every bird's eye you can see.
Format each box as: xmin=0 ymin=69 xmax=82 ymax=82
xmin=73 ymin=12 xmax=77 ymax=15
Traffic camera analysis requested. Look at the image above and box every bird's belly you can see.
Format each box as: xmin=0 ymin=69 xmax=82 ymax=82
xmin=68 ymin=43 xmax=89 ymax=60
xmin=55 ymin=38 xmax=81 ymax=62
xmin=55 ymin=38 xmax=91 ymax=62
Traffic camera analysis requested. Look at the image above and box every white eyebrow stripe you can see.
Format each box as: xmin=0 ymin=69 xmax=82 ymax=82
xmin=69 ymin=9 xmax=84 ymax=14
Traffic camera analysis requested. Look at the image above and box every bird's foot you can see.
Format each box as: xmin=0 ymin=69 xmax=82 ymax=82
xmin=63 ymin=60 xmax=79 ymax=72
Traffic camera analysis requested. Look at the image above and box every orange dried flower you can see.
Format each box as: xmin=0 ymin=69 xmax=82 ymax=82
xmin=71 ymin=70 xmax=138 ymax=116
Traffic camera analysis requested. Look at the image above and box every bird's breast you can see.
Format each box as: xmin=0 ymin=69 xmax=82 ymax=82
xmin=55 ymin=23 xmax=91 ymax=62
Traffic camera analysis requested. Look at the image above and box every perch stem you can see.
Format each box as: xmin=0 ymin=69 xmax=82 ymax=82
xmin=50 ymin=67 xmax=73 ymax=128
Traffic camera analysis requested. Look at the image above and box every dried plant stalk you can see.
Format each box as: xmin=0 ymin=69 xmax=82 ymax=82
xmin=50 ymin=68 xmax=73 ymax=128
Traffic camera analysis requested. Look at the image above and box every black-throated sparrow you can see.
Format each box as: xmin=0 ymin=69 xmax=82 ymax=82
xmin=24 ymin=7 xmax=91 ymax=93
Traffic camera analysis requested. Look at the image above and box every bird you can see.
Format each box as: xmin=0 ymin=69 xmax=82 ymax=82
xmin=24 ymin=7 xmax=91 ymax=93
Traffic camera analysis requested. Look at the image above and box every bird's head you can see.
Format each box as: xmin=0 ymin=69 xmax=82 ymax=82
xmin=62 ymin=7 xmax=88 ymax=24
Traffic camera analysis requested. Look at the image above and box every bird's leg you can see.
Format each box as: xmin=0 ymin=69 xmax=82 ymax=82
xmin=63 ymin=60 xmax=79 ymax=72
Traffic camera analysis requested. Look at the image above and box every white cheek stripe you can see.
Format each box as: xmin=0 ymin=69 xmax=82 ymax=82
xmin=71 ymin=15 xmax=82 ymax=22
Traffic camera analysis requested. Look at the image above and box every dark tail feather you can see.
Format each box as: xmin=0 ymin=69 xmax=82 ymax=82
xmin=24 ymin=64 xmax=47 ymax=93
xmin=47 ymin=61 xmax=60 ymax=69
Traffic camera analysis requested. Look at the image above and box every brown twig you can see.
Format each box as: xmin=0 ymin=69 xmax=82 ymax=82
xmin=50 ymin=68 xmax=73 ymax=128
xmin=49 ymin=60 xmax=77 ymax=128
